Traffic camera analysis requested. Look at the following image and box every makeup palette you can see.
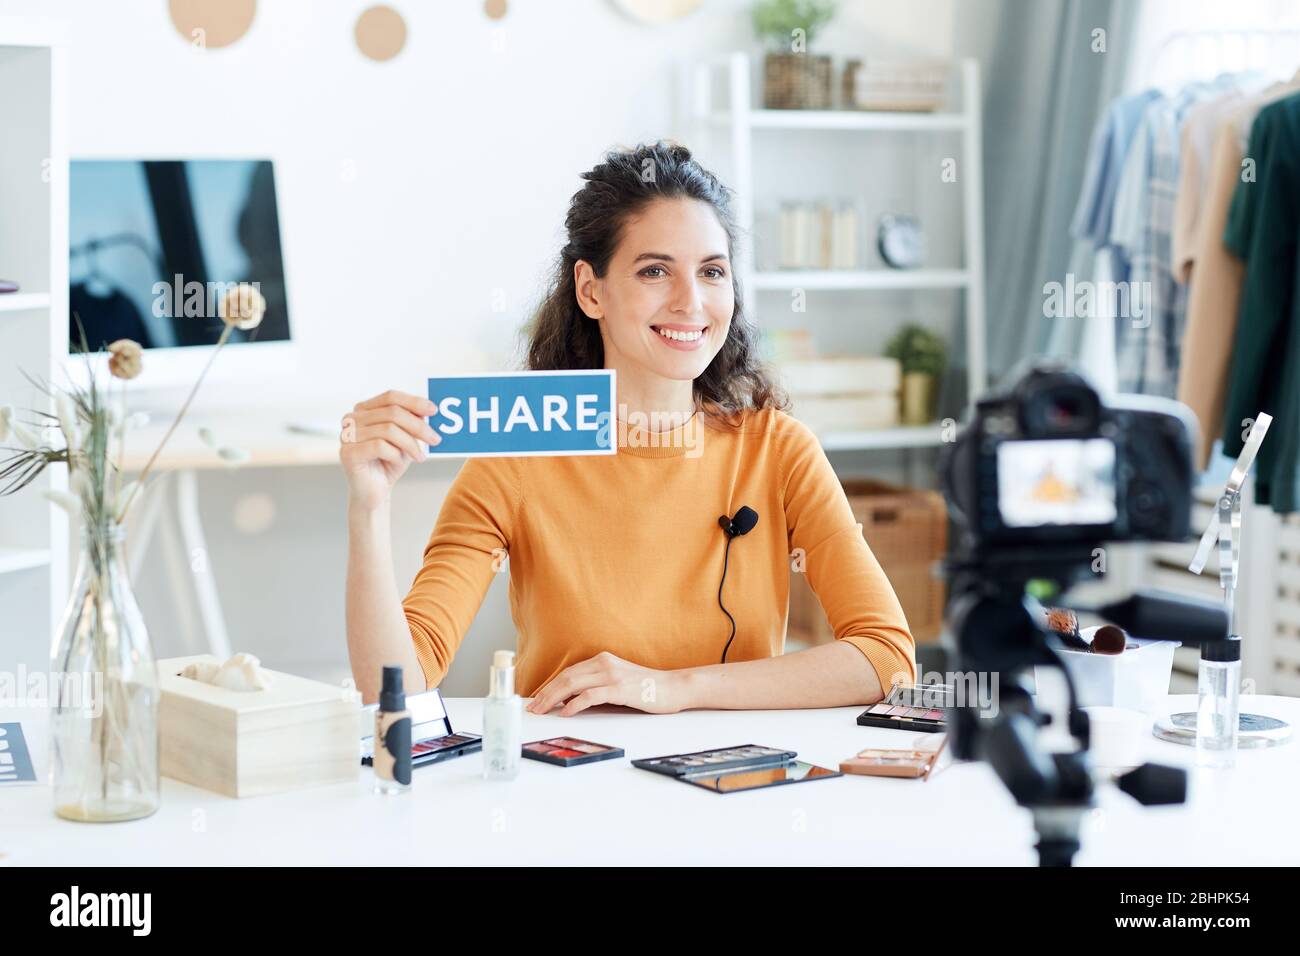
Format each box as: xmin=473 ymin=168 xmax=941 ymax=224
xmin=522 ymin=737 xmax=624 ymax=767
xmin=840 ymin=736 xmax=948 ymax=779
xmin=359 ymin=690 xmax=482 ymax=767
xmin=683 ymin=760 xmax=841 ymax=793
xmin=855 ymin=682 xmax=954 ymax=733
xmin=632 ymin=744 xmax=796 ymax=777
xmin=633 ymin=745 xmax=841 ymax=793
xmin=362 ymin=731 xmax=482 ymax=768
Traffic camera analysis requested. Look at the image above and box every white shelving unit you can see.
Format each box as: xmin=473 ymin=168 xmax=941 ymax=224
xmin=0 ymin=18 xmax=68 ymax=673
xmin=684 ymin=54 xmax=987 ymax=452
xmin=0 ymin=292 xmax=52 ymax=312
xmin=751 ymin=268 xmax=971 ymax=292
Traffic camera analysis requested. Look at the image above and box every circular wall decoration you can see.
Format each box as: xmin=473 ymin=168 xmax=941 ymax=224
xmin=484 ymin=0 xmax=508 ymax=20
xmin=355 ymin=5 xmax=408 ymax=62
xmin=168 ymin=0 xmax=257 ymax=49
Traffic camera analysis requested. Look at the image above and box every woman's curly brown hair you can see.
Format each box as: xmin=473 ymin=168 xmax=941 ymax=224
xmin=521 ymin=141 xmax=788 ymax=427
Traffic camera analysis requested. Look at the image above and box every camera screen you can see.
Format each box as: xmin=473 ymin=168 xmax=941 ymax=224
xmin=996 ymin=438 xmax=1118 ymax=528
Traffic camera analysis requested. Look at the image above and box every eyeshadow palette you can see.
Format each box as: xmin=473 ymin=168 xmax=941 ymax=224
xmin=359 ymin=690 xmax=481 ymax=767
xmin=682 ymin=760 xmax=841 ymax=793
xmin=632 ymin=744 xmax=797 ymax=777
xmin=522 ymin=737 xmax=624 ymax=767
xmin=361 ymin=731 xmax=482 ymax=768
xmin=855 ymin=683 xmax=953 ymax=733
xmin=840 ymin=738 xmax=948 ymax=779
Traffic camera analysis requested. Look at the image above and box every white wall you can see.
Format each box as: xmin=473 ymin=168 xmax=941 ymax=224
xmin=1 ymin=0 xmax=957 ymax=694
xmin=1129 ymin=0 xmax=1300 ymax=92
xmin=1 ymin=0 xmax=957 ymax=413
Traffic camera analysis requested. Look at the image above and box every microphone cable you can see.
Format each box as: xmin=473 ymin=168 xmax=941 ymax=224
xmin=717 ymin=506 xmax=758 ymax=663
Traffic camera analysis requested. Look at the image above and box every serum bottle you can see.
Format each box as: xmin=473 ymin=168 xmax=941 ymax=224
xmin=374 ymin=665 xmax=412 ymax=795
xmin=483 ymin=650 xmax=522 ymax=780
xmin=1196 ymin=638 xmax=1241 ymax=769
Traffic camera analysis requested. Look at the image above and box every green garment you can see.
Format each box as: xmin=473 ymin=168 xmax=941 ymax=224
xmin=1220 ymin=94 xmax=1300 ymax=513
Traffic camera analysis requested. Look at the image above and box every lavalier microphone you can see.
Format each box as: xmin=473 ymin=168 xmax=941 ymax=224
xmin=718 ymin=505 xmax=759 ymax=539
xmin=717 ymin=506 xmax=759 ymax=662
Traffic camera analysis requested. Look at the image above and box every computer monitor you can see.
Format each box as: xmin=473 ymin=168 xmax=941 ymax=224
xmin=67 ymin=158 xmax=294 ymax=391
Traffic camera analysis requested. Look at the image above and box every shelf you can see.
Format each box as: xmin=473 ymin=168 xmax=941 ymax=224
xmin=0 ymin=548 xmax=52 ymax=575
xmin=752 ymin=269 xmax=969 ymax=291
xmin=817 ymin=425 xmax=947 ymax=451
xmin=711 ymin=110 xmax=967 ymax=132
xmin=694 ymin=53 xmax=987 ymax=430
xmin=0 ymin=293 xmax=51 ymax=313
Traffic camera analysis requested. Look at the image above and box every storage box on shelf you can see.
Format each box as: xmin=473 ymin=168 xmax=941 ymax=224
xmin=841 ymin=59 xmax=948 ymax=112
xmin=788 ymin=479 xmax=947 ymax=646
xmin=778 ymin=355 xmax=901 ymax=433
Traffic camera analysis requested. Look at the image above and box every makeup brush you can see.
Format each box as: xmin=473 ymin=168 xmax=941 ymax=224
xmin=1088 ymin=624 xmax=1128 ymax=655
xmin=1044 ymin=607 xmax=1091 ymax=651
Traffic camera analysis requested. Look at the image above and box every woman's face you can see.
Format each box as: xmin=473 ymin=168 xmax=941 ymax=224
xmin=576 ymin=197 xmax=734 ymax=390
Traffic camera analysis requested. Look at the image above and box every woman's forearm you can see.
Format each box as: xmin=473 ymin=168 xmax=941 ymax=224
xmin=676 ymin=640 xmax=885 ymax=711
xmin=345 ymin=502 xmax=426 ymax=704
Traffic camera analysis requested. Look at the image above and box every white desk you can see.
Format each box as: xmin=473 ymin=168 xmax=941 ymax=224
xmin=3 ymin=695 xmax=1297 ymax=866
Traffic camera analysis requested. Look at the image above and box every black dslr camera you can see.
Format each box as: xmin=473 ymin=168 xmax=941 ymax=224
xmin=937 ymin=364 xmax=1224 ymax=867
xmin=941 ymin=364 xmax=1196 ymax=559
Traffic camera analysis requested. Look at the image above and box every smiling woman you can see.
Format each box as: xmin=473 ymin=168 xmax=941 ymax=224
xmin=341 ymin=142 xmax=915 ymax=714
xmin=525 ymin=143 xmax=782 ymax=431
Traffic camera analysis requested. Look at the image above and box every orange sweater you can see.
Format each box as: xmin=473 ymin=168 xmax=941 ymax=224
xmin=402 ymin=406 xmax=916 ymax=699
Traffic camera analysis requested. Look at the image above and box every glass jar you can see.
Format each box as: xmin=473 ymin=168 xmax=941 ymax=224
xmin=50 ymin=522 xmax=160 ymax=821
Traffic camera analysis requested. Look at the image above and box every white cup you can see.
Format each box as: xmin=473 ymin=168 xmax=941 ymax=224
xmin=1083 ymin=706 xmax=1151 ymax=768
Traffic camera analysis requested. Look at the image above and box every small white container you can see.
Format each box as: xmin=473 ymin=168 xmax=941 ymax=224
xmin=1036 ymin=633 xmax=1180 ymax=714
xmin=1082 ymin=706 xmax=1151 ymax=768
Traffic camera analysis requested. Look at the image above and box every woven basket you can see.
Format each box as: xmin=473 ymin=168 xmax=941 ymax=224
xmin=763 ymin=52 xmax=832 ymax=110
xmin=788 ymin=479 xmax=948 ymax=645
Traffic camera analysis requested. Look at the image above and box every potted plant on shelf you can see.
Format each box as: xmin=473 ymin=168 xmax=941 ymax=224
xmin=885 ymin=324 xmax=946 ymax=426
xmin=752 ymin=0 xmax=837 ymax=110
xmin=0 ymin=283 xmax=264 ymax=823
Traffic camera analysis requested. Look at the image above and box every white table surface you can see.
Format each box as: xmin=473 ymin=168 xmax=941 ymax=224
xmin=2 ymin=694 xmax=1297 ymax=866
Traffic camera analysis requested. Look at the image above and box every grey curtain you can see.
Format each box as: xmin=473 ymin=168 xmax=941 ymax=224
xmin=954 ymin=0 xmax=1141 ymax=384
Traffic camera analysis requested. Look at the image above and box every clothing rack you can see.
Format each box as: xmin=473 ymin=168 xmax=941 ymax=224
xmin=1146 ymin=28 xmax=1300 ymax=88
xmin=1108 ymin=30 xmax=1300 ymax=698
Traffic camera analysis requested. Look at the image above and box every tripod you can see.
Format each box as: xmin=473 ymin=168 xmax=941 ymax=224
xmin=944 ymin=555 xmax=1220 ymax=866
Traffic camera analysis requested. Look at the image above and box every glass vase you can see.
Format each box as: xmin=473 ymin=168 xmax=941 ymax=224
xmin=50 ymin=522 xmax=160 ymax=822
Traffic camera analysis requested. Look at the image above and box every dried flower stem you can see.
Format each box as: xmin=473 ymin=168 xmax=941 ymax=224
xmin=116 ymin=323 xmax=232 ymax=521
xmin=113 ymin=379 xmax=125 ymax=515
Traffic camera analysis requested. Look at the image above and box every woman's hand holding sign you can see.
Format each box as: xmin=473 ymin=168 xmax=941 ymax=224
xmin=339 ymin=390 xmax=441 ymax=510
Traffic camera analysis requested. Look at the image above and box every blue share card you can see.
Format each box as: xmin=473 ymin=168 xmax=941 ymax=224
xmin=0 ymin=723 xmax=37 ymax=784
xmin=426 ymin=370 xmax=617 ymax=457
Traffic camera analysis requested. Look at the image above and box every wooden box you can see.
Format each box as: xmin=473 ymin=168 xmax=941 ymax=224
xmin=789 ymin=479 xmax=948 ymax=645
xmin=158 ymin=655 xmax=360 ymax=798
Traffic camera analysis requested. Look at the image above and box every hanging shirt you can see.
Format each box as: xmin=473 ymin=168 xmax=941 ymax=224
xmin=1219 ymin=93 xmax=1300 ymax=513
xmin=1171 ymin=73 xmax=1271 ymax=282
xmin=1065 ymin=91 xmax=1164 ymax=396
xmin=1177 ymin=75 xmax=1300 ymax=470
xmin=1112 ymin=79 xmax=1237 ymax=398
xmin=1071 ymin=89 xmax=1164 ymax=283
